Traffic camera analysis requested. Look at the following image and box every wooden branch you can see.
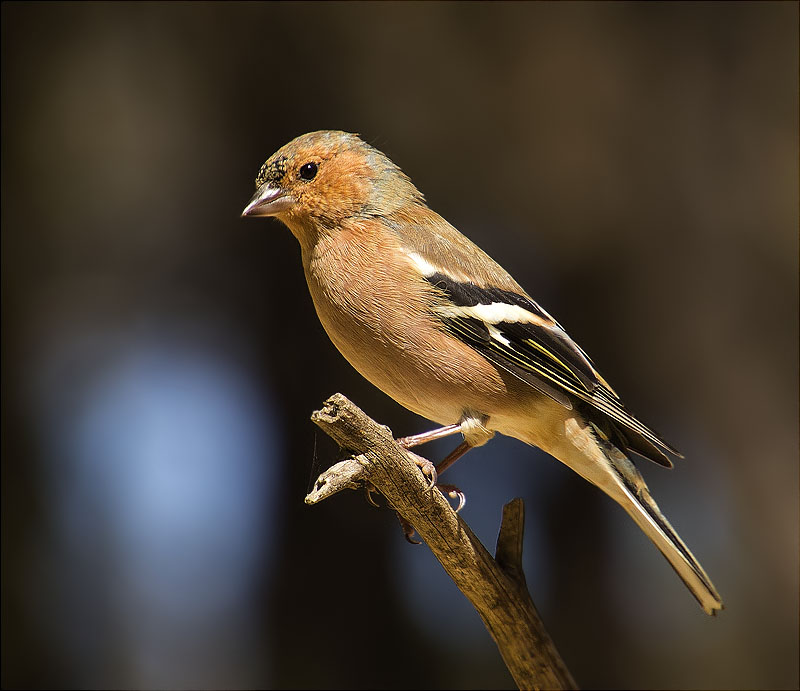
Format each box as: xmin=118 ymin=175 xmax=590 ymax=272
xmin=305 ymin=393 xmax=578 ymax=691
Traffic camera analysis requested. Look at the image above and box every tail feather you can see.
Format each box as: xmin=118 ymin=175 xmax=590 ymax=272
xmin=535 ymin=415 xmax=724 ymax=615
xmin=607 ymin=450 xmax=723 ymax=615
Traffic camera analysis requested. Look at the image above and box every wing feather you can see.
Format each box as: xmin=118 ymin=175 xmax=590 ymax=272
xmin=425 ymin=275 xmax=680 ymax=462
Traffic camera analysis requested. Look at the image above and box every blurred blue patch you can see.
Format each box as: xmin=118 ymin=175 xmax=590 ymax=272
xmin=30 ymin=326 xmax=280 ymax=688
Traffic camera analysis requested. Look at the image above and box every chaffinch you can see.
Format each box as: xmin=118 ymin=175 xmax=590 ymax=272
xmin=242 ymin=130 xmax=723 ymax=615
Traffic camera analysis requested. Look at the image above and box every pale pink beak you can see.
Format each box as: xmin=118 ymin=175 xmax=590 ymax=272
xmin=241 ymin=183 xmax=294 ymax=217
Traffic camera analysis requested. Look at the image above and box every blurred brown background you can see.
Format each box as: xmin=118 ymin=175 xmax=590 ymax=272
xmin=2 ymin=2 xmax=797 ymax=689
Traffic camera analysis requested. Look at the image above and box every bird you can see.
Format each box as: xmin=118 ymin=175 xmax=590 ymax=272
xmin=241 ymin=130 xmax=723 ymax=615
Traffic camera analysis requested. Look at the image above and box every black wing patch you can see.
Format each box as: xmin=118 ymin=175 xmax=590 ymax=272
xmin=441 ymin=314 xmax=574 ymax=409
xmin=426 ymin=272 xmax=679 ymax=465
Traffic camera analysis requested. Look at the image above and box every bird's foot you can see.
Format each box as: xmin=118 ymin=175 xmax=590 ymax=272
xmin=396 ymin=481 xmax=466 ymax=543
xmin=405 ymin=444 xmax=468 ymax=512
xmin=406 ymin=450 xmax=438 ymax=489
xmin=397 ymin=513 xmax=421 ymax=544
xmin=438 ymin=484 xmax=466 ymax=513
xmin=405 ymin=450 xmax=464 ymax=509
xmin=363 ymin=483 xmax=381 ymax=507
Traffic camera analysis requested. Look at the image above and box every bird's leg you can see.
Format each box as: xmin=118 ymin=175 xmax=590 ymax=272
xmin=395 ymin=424 xmax=462 ymax=492
xmin=436 ymin=439 xmax=473 ymax=475
xmin=404 ymin=437 xmax=477 ymax=514
xmin=433 ymin=415 xmax=494 ymax=510
xmin=433 ymin=440 xmax=473 ymax=513
xmin=396 ymin=424 xmax=462 ymax=449
xmin=396 ymin=415 xmax=493 ymax=514
xmin=361 ymin=427 xmax=456 ymax=507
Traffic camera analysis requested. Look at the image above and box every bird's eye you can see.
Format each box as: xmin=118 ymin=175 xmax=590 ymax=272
xmin=299 ymin=162 xmax=318 ymax=181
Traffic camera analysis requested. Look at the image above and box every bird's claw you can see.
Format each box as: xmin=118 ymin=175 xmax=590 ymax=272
xmin=397 ymin=513 xmax=421 ymax=544
xmin=406 ymin=451 xmax=438 ymax=489
xmin=390 ymin=446 xmax=464 ymax=543
xmin=403 ymin=450 xmax=466 ymax=511
xmin=364 ymin=483 xmax=381 ymax=507
xmin=395 ymin=482 xmax=465 ymax=542
xmin=438 ymin=484 xmax=466 ymax=513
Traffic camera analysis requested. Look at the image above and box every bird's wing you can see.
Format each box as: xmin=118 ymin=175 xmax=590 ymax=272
xmin=420 ymin=268 xmax=679 ymax=466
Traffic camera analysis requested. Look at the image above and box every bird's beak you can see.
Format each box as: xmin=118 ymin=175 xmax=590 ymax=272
xmin=241 ymin=182 xmax=293 ymax=218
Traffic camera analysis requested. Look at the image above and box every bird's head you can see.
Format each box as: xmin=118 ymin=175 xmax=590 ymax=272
xmin=242 ymin=131 xmax=424 ymax=244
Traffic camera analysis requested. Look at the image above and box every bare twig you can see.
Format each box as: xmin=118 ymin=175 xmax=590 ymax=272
xmin=305 ymin=393 xmax=577 ymax=691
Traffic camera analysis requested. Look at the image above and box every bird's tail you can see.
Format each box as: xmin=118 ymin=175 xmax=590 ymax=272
xmin=607 ymin=449 xmax=723 ymax=615
xmin=537 ymin=416 xmax=724 ymax=615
